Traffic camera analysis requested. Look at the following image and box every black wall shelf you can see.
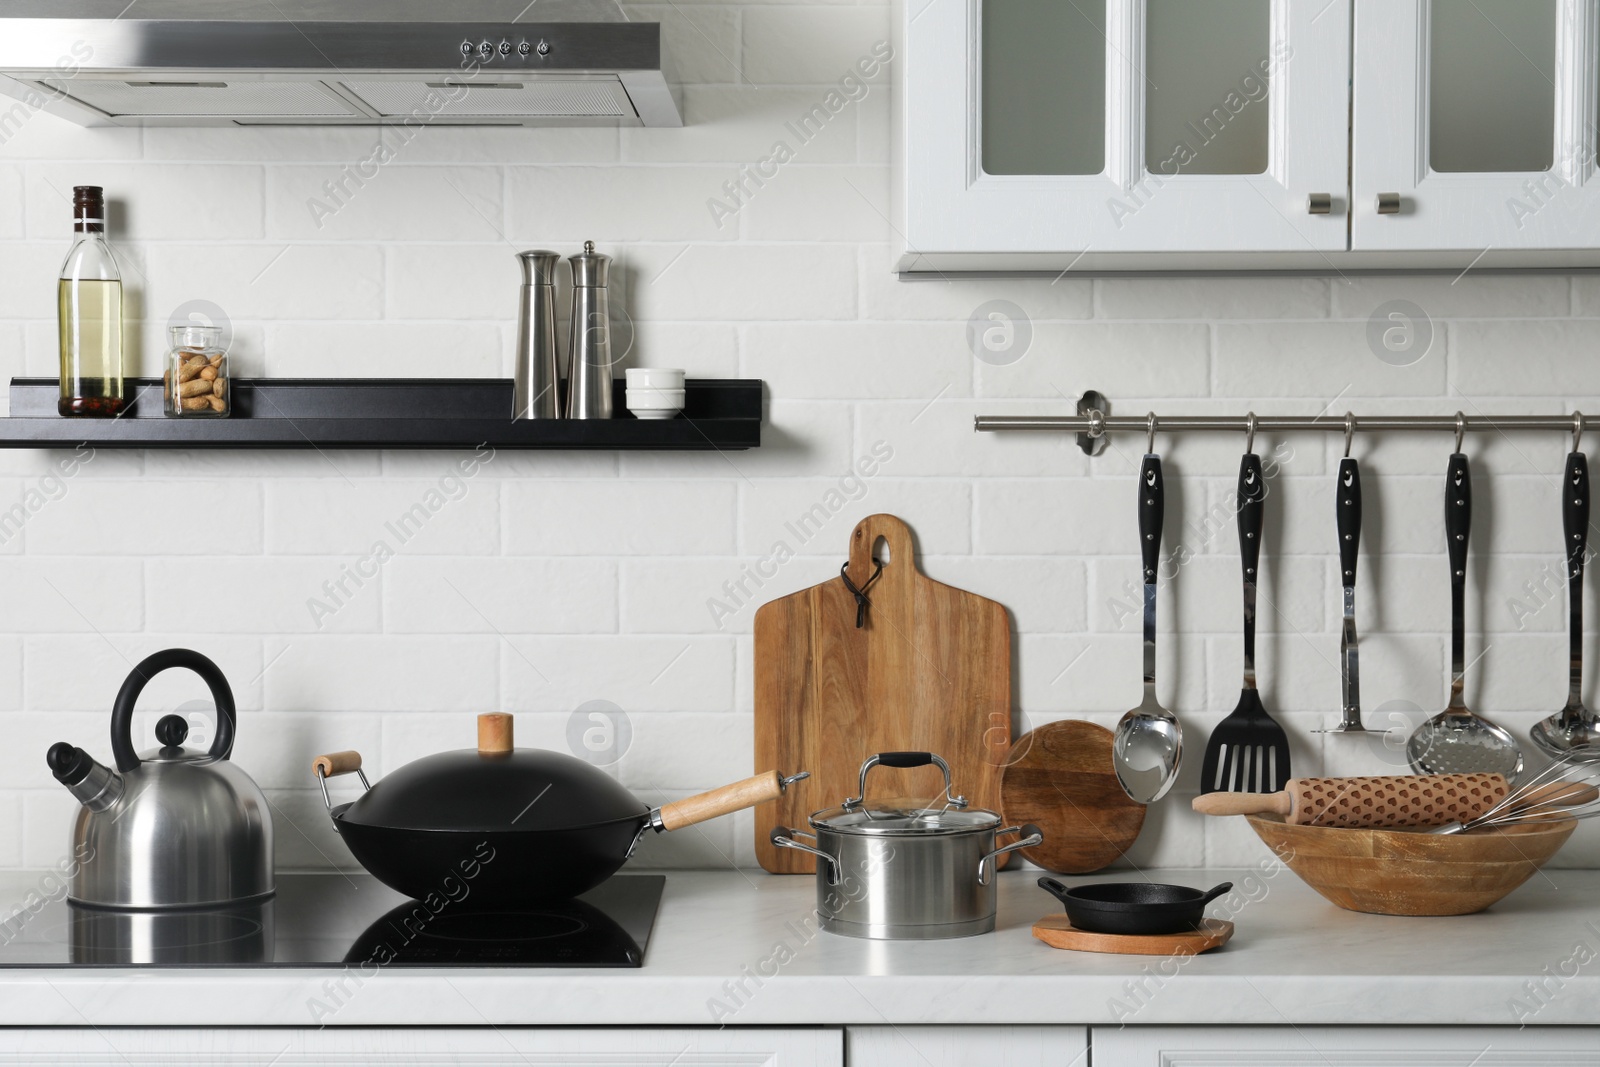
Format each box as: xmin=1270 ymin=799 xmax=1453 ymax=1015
xmin=3 ymin=378 xmax=762 ymax=451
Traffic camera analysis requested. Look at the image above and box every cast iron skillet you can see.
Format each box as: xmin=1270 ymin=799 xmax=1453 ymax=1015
xmin=1038 ymin=877 xmax=1233 ymax=936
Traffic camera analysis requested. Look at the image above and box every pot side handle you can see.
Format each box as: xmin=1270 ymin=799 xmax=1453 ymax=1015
xmin=769 ymin=826 xmax=840 ymax=886
xmin=979 ymin=823 xmax=1043 ymax=886
xmin=658 ymin=769 xmax=809 ymax=831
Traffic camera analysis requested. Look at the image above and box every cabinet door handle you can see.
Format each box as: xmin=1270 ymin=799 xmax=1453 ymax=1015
xmin=1376 ymin=192 xmax=1401 ymax=215
xmin=1307 ymin=193 xmax=1332 ymax=215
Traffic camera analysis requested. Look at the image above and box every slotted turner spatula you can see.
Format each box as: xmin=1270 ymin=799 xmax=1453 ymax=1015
xmin=1200 ymin=451 xmax=1291 ymax=794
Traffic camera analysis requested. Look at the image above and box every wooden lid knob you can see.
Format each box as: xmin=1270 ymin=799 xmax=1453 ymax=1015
xmin=478 ymin=713 xmax=513 ymax=755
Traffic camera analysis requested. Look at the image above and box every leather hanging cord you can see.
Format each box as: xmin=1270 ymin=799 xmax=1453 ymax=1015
xmin=839 ymin=559 xmax=885 ymax=629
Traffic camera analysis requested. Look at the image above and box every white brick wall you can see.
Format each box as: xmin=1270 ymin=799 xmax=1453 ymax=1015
xmin=3 ymin=1 xmax=1599 ymax=877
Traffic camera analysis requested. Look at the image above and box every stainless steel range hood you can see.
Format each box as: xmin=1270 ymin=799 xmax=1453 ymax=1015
xmin=0 ymin=0 xmax=681 ymax=128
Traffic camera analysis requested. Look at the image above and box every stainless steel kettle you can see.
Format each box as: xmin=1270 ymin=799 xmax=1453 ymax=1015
xmin=46 ymin=649 xmax=273 ymax=910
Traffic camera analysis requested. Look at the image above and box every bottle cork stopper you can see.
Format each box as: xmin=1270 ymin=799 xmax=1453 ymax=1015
xmin=478 ymin=713 xmax=514 ymax=755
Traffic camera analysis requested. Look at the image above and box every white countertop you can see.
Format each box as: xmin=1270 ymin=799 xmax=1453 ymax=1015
xmin=3 ymin=865 xmax=1598 ymax=1029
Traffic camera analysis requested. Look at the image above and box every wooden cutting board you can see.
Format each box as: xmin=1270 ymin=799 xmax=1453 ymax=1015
xmin=753 ymin=514 xmax=1012 ymax=873
xmin=1001 ymin=720 xmax=1146 ymax=874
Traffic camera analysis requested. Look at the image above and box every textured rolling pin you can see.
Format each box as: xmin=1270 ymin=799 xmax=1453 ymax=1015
xmin=1191 ymin=773 xmax=1596 ymax=829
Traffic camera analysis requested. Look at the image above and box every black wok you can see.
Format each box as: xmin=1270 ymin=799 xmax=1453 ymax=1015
xmin=315 ymin=714 xmax=806 ymax=906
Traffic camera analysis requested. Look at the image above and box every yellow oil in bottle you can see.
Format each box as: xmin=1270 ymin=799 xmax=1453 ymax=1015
xmin=57 ymin=276 xmax=125 ymax=417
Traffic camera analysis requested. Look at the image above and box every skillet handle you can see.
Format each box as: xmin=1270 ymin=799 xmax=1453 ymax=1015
xmin=1037 ymin=876 xmax=1071 ymax=907
xmin=657 ymin=769 xmax=808 ymax=831
xmin=1200 ymin=881 xmax=1235 ymax=907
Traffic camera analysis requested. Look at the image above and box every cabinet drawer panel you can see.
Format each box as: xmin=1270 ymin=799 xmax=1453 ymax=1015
xmin=1094 ymin=1025 xmax=1600 ymax=1066
xmin=847 ymin=1026 xmax=1088 ymax=1067
xmin=0 ymin=1028 xmax=844 ymax=1065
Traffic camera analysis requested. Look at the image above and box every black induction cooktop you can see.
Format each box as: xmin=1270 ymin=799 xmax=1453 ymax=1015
xmin=0 ymin=874 xmax=664 ymax=968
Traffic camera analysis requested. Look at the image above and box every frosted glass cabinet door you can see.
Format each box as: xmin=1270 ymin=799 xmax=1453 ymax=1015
xmin=901 ymin=0 xmax=1351 ymax=267
xmin=1352 ymin=0 xmax=1600 ymax=252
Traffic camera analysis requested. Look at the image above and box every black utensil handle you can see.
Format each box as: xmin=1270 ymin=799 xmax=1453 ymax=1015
xmin=1566 ymin=452 xmax=1589 ymax=587
xmin=1336 ymin=457 xmax=1361 ymax=585
xmin=1445 ymin=453 xmax=1471 ymax=676
xmin=1139 ymin=454 xmax=1163 ymax=583
xmin=1238 ymin=453 xmax=1266 ymax=674
xmin=1566 ymin=452 xmax=1589 ymax=704
xmin=1238 ymin=453 xmax=1266 ymax=577
xmin=110 ymin=648 xmax=237 ymax=774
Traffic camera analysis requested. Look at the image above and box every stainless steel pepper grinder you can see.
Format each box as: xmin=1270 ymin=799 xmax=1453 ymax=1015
xmin=514 ymin=249 xmax=562 ymax=419
xmin=565 ymin=240 xmax=613 ymax=420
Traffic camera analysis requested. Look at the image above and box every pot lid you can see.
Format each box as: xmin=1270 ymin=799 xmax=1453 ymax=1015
xmin=809 ymin=750 xmax=1001 ymax=835
xmin=339 ymin=715 xmax=648 ymax=834
xmin=810 ymin=798 xmax=1002 ymax=836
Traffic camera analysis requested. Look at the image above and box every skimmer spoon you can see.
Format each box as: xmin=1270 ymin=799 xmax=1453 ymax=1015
xmin=1407 ymin=427 xmax=1524 ymax=780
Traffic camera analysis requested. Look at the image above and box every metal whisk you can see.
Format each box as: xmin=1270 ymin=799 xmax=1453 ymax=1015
xmin=1429 ymin=751 xmax=1600 ymax=835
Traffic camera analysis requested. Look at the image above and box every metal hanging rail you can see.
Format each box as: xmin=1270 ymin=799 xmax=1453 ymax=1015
xmin=975 ymin=412 xmax=1594 ymax=433
xmin=974 ymin=406 xmax=1588 ymax=456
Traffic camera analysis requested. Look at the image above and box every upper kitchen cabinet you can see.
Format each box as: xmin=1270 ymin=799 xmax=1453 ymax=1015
xmin=898 ymin=0 xmax=1352 ymax=271
xmin=1351 ymin=0 xmax=1600 ymax=261
xmin=899 ymin=0 xmax=1600 ymax=271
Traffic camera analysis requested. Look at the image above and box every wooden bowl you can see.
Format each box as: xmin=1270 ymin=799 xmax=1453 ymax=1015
xmin=1244 ymin=812 xmax=1576 ymax=916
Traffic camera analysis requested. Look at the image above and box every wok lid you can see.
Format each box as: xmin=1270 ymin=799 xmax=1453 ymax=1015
xmin=335 ymin=714 xmax=648 ymax=834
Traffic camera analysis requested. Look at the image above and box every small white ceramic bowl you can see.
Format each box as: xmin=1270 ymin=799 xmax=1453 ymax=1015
xmin=626 ymin=388 xmax=685 ymax=420
xmin=625 ymin=368 xmax=686 ymax=390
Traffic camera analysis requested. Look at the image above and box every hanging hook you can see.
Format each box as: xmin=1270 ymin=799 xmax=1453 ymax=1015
xmin=1244 ymin=412 xmax=1258 ymax=455
xmin=1146 ymin=411 xmax=1158 ymax=455
xmin=1574 ymin=411 xmax=1585 ymax=454
xmin=1343 ymin=412 xmax=1355 ymax=458
xmin=1085 ymin=407 xmax=1106 ymax=440
xmin=1454 ymin=411 xmax=1466 ymax=454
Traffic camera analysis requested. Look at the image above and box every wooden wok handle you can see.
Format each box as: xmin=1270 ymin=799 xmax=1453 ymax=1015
xmin=313 ymin=751 xmax=362 ymax=778
xmin=658 ymin=770 xmax=787 ymax=832
xmin=1192 ymin=791 xmax=1292 ymax=817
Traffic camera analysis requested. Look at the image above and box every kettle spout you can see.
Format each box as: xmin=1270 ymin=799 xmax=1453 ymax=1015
xmin=47 ymin=743 xmax=123 ymax=813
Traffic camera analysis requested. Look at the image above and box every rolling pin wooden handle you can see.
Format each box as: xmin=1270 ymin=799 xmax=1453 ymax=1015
xmin=658 ymin=770 xmax=791 ymax=831
xmin=313 ymin=751 xmax=362 ymax=778
xmin=1192 ymin=791 xmax=1292 ymax=817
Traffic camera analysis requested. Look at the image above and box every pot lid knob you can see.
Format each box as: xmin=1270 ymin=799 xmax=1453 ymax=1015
xmin=478 ymin=713 xmax=513 ymax=756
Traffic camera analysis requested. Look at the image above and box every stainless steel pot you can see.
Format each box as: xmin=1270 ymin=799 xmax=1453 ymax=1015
xmin=770 ymin=752 xmax=1041 ymax=940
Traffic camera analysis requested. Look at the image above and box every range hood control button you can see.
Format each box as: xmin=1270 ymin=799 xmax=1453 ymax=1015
xmin=537 ymin=40 xmax=551 ymax=56
xmin=518 ymin=41 xmax=532 ymax=57
xmin=478 ymin=40 xmax=494 ymax=60
xmin=499 ymin=40 xmax=512 ymax=56
xmin=460 ymin=41 xmax=473 ymax=57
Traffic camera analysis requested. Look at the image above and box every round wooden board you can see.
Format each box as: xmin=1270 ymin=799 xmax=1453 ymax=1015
xmin=1031 ymin=915 xmax=1233 ymax=956
xmin=1001 ymin=720 xmax=1146 ymax=874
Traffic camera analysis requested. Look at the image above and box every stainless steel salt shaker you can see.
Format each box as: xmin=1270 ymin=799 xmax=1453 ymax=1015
xmin=565 ymin=240 xmax=613 ymax=420
xmin=514 ymin=249 xmax=562 ymax=419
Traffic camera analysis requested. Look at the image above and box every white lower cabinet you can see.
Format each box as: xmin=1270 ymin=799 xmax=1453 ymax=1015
xmin=0 ymin=1028 xmax=843 ymax=1065
xmin=1092 ymin=1026 xmax=1600 ymax=1065
xmin=846 ymin=1026 xmax=1089 ymax=1066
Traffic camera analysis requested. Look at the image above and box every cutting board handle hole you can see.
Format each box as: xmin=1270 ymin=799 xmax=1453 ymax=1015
xmin=873 ymin=536 xmax=891 ymax=565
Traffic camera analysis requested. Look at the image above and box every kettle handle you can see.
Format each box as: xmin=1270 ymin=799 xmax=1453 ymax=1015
xmin=110 ymin=649 xmax=237 ymax=773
